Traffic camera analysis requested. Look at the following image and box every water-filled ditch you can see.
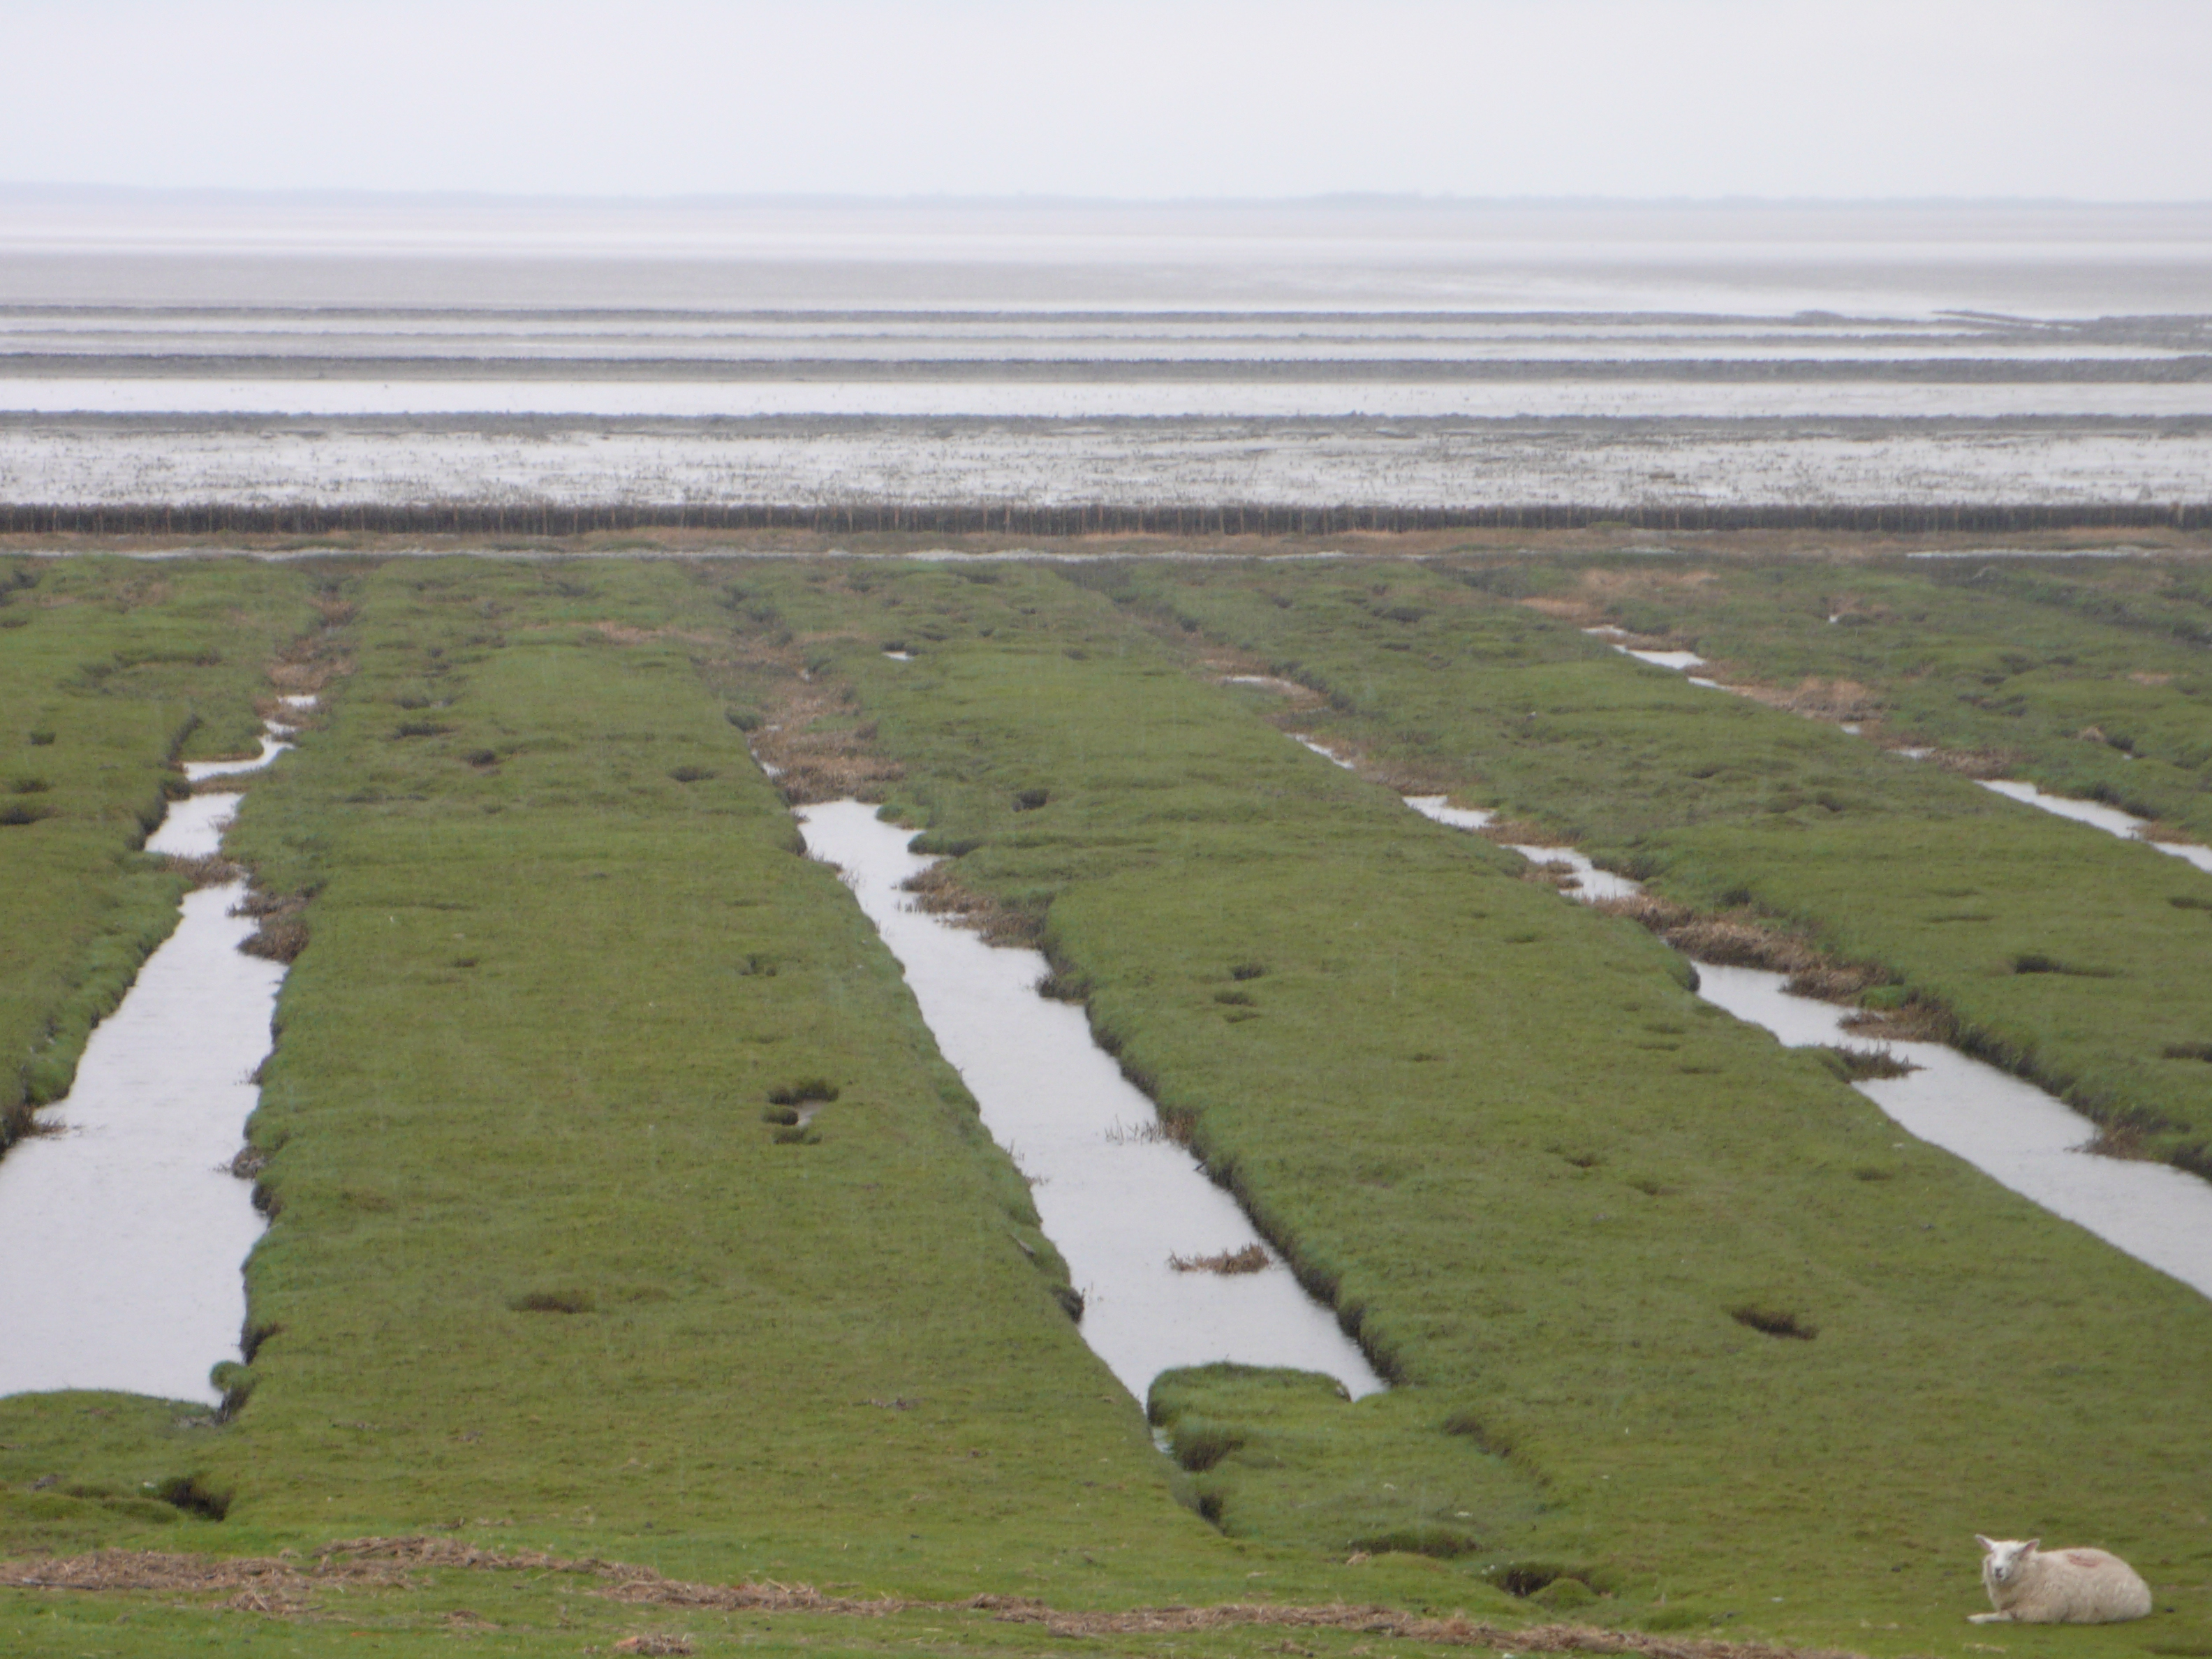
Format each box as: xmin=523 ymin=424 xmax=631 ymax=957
xmin=794 ymin=799 xmax=1385 ymax=1403
xmin=0 ymin=707 xmax=302 ymax=1402
xmin=1360 ymin=751 xmax=2212 ymax=1301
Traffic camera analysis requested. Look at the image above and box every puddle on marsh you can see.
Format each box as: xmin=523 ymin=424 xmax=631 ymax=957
xmin=0 ymin=718 xmax=295 ymax=1402
xmin=793 ymin=799 xmax=1386 ymax=1403
xmin=1299 ymin=737 xmax=2212 ymax=1301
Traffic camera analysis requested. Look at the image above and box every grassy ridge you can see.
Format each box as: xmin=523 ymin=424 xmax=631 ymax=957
xmin=1528 ymin=554 xmax=2212 ymax=840
xmin=0 ymin=554 xmax=314 ymax=1144
xmin=1093 ymin=559 xmax=2212 ymax=1168
xmin=722 ymin=560 xmax=2212 ymax=1653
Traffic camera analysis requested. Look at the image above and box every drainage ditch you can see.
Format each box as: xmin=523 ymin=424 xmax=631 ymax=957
xmin=0 ymin=703 xmax=307 ymax=1402
xmin=1299 ymin=738 xmax=2212 ymax=1303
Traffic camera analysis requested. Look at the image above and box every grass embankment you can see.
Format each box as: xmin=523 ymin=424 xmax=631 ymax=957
xmin=715 ymin=560 xmax=2212 ymax=1655
xmin=1515 ymin=554 xmax=2212 ymax=841
xmin=8 ymin=556 xmax=1526 ymax=1656
xmin=0 ymin=554 xmax=316 ymax=1149
xmin=1092 ymin=558 xmax=2212 ymax=1172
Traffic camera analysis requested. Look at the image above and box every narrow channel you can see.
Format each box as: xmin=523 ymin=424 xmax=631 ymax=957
xmin=0 ymin=707 xmax=302 ymax=1402
xmin=795 ymin=799 xmax=1386 ymax=1403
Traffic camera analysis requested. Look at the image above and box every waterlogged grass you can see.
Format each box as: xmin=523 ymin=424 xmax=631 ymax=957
xmin=1092 ymin=558 xmax=2212 ymax=1170
xmin=1527 ymin=554 xmax=2212 ymax=840
xmin=711 ymin=559 xmax=2212 ymax=1653
xmin=0 ymin=555 xmax=315 ymax=1144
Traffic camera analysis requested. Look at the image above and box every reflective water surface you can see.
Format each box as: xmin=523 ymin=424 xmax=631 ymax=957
xmin=795 ymin=799 xmax=1385 ymax=1403
xmin=0 ymin=724 xmax=293 ymax=1401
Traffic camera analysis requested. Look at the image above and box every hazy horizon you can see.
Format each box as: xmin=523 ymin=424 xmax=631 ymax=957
xmin=10 ymin=3 xmax=2207 ymax=202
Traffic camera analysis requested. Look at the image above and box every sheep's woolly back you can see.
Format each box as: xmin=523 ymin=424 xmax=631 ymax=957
xmin=1980 ymin=1541 xmax=2152 ymax=1624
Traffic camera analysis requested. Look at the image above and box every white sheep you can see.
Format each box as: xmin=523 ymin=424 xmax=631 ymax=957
xmin=1970 ymin=1535 xmax=2152 ymax=1624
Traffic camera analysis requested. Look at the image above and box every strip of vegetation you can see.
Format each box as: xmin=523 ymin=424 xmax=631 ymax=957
xmin=1523 ymin=552 xmax=2212 ymax=842
xmin=1091 ymin=556 xmax=2212 ymax=1173
xmin=710 ymin=559 xmax=2212 ymax=1650
xmin=0 ymin=555 xmax=316 ymax=1151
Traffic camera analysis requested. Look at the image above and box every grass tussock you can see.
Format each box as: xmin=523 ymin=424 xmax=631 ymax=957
xmin=232 ymin=892 xmax=310 ymax=964
xmin=511 ymin=1290 xmax=595 ymax=1315
xmin=898 ymin=864 xmax=1045 ymax=946
xmin=765 ymin=1077 xmax=839 ymax=1106
xmin=1595 ymin=895 xmax=1888 ymax=1001
xmin=1730 ymin=1306 xmax=1817 ymax=1341
xmin=1837 ymin=1002 xmax=1954 ymax=1043
xmin=1167 ymin=1244 xmax=1269 ymax=1275
xmin=161 ymin=852 xmax=244 ymax=888
xmin=746 ymin=683 xmax=905 ymax=804
xmin=1815 ymin=1046 xmax=1922 ymax=1082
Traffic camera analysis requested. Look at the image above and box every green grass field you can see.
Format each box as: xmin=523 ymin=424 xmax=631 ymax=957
xmin=4 ymin=547 xmax=2211 ymax=1659
xmin=1088 ymin=556 xmax=2212 ymax=1171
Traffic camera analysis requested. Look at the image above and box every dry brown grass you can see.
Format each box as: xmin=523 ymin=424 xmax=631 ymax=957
xmin=0 ymin=1547 xmax=410 ymax=1596
xmin=0 ymin=1535 xmax=1875 ymax=1659
xmin=1167 ymin=1244 xmax=1269 ymax=1275
xmin=231 ymin=891 xmax=311 ymax=964
xmin=1719 ymin=677 xmax=1884 ymax=725
xmin=2082 ymin=1121 xmax=2158 ymax=1161
xmin=897 ymin=865 xmax=1045 ymax=948
xmin=748 ymin=683 xmax=905 ymax=806
xmin=1838 ymin=1004 xmax=1954 ymax=1044
xmin=1595 ymin=897 xmax=1889 ymax=1003
xmin=2134 ymin=818 xmax=2204 ymax=849
xmin=1518 ymin=596 xmax=1605 ymax=624
xmin=161 ymin=852 xmax=245 ymax=889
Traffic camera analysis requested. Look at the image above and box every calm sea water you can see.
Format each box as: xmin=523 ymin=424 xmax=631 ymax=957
xmin=4 ymin=193 xmax=2207 ymax=504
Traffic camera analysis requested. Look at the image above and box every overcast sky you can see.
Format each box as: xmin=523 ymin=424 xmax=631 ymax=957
xmin=8 ymin=1 xmax=2208 ymax=202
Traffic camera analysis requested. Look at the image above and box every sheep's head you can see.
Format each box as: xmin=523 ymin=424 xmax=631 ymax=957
xmin=1977 ymin=1536 xmax=2041 ymax=1586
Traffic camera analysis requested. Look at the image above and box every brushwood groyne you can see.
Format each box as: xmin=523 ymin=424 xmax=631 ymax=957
xmin=2 ymin=499 xmax=2207 ymax=540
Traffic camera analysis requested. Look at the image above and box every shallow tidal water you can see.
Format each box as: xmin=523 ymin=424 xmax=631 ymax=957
xmin=0 ymin=728 xmax=293 ymax=1403
xmin=795 ymin=799 xmax=1385 ymax=1403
